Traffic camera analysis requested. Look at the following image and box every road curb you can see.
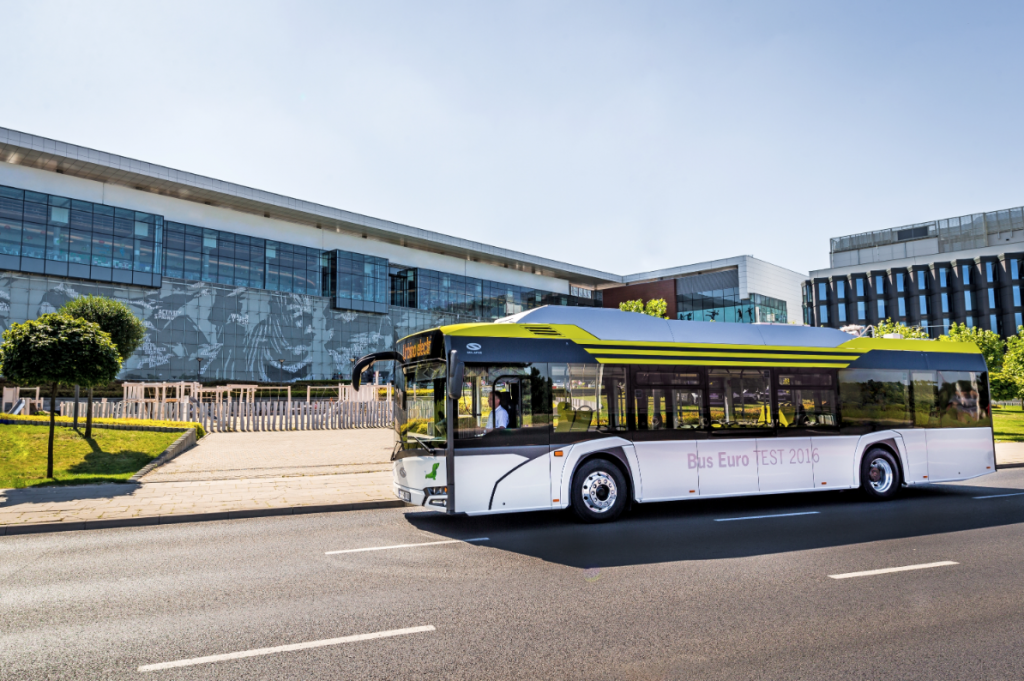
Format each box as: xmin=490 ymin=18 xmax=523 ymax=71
xmin=0 ymin=499 xmax=408 ymax=536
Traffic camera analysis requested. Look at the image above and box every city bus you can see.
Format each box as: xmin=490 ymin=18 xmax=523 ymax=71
xmin=352 ymin=307 xmax=996 ymax=522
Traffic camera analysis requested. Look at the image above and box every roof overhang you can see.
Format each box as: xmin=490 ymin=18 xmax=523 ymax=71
xmin=0 ymin=126 xmax=621 ymax=287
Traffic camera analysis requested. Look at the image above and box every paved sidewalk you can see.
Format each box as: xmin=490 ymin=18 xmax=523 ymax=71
xmin=0 ymin=472 xmax=394 ymax=528
xmin=997 ymin=441 xmax=1024 ymax=467
xmin=0 ymin=428 xmax=400 ymax=532
xmin=141 ymin=429 xmax=394 ymax=482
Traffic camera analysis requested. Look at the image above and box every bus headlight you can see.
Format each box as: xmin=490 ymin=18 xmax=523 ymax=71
xmin=425 ymin=487 xmax=448 ymax=496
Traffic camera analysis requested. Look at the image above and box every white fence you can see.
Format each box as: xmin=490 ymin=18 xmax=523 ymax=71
xmin=59 ymin=399 xmax=394 ymax=432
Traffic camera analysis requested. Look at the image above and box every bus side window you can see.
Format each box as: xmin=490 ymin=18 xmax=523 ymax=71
xmin=838 ymin=369 xmax=911 ymax=432
xmin=631 ymin=367 xmax=704 ymax=431
xmin=550 ymin=363 xmax=627 ymax=443
xmin=776 ymin=372 xmax=836 ymax=429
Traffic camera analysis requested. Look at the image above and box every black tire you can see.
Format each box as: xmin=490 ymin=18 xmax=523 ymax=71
xmin=571 ymin=458 xmax=628 ymax=523
xmin=860 ymin=447 xmax=901 ymax=500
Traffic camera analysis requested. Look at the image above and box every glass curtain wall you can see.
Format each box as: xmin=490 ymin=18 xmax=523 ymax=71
xmin=0 ymin=184 xmax=163 ymax=287
xmin=390 ymin=267 xmax=597 ymax=320
xmin=677 ymin=288 xmax=788 ymax=324
xmin=162 ymin=221 xmax=323 ymax=295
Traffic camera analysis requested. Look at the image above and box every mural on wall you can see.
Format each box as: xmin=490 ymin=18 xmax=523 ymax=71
xmin=0 ymin=273 xmax=471 ymax=383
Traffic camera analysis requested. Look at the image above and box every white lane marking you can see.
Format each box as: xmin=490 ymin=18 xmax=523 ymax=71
xmin=973 ymin=491 xmax=1024 ymax=499
xmin=325 ymin=538 xmax=489 ymax=555
xmin=714 ymin=511 xmax=820 ymax=522
xmin=829 ymin=561 xmax=958 ymax=580
xmin=138 ymin=625 xmax=435 ymax=672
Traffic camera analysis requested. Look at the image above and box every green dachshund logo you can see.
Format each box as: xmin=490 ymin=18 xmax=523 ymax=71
xmin=425 ymin=463 xmax=439 ymax=480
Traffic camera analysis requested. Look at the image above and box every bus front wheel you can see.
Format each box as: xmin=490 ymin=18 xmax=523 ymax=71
xmin=571 ymin=458 xmax=628 ymax=523
xmin=860 ymin=448 xmax=901 ymax=500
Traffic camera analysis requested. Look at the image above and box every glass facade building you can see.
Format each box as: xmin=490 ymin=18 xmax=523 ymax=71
xmin=0 ymin=184 xmax=163 ymax=287
xmin=390 ymin=267 xmax=599 ymax=321
xmin=329 ymin=250 xmax=389 ymax=314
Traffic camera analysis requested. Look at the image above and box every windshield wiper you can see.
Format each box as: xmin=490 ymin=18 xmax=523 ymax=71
xmin=405 ymin=434 xmax=443 ymax=456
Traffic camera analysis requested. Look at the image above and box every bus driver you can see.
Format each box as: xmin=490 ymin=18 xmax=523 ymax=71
xmin=485 ymin=391 xmax=509 ymax=433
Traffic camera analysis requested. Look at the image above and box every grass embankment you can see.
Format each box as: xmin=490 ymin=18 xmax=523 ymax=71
xmin=0 ymin=425 xmax=181 ymax=489
xmin=993 ymin=406 xmax=1024 ymax=442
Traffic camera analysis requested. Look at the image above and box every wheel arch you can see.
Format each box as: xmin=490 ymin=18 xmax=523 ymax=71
xmin=572 ymin=448 xmax=635 ymax=502
xmin=860 ymin=439 xmax=905 ymax=486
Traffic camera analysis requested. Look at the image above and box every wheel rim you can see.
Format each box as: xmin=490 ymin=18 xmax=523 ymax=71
xmin=581 ymin=471 xmax=618 ymax=513
xmin=867 ymin=458 xmax=894 ymax=494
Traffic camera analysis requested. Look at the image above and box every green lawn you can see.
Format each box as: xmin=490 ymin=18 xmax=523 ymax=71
xmin=0 ymin=425 xmax=181 ymax=488
xmin=993 ymin=406 xmax=1024 ymax=442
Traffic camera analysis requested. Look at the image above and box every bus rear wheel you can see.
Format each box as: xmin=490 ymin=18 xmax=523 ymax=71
xmin=571 ymin=459 xmax=627 ymax=523
xmin=861 ymin=448 xmax=901 ymax=500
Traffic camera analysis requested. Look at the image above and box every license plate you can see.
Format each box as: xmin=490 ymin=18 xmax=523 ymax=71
xmin=398 ymin=489 xmax=411 ymax=502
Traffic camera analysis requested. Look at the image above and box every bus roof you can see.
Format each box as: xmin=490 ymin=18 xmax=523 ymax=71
xmin=485 ymin=306 xmax=859 ymax=347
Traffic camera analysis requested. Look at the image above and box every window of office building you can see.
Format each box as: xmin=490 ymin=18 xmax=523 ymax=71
xmin=1013 ymin=259 xmax=1020 ymax=281
xmin=917 ymin=270 xmax=927 ymax=289
xmin=836 ymin=280 xmax=845 ymax=299
xmin=0 ymin=184 xmax=163 ymax=287
xmin=942 ymin=293 xmax=949 ymax=314
xmin=877 ymin=300 xmax=885 ymax=318
xmin=962 ymin=265 xmax=972 ymax=285
xmin=856 ymin=278 xmax=865 ymax=297
xmin=163 ymin=223 xmax=323 ymax=295
xmin=875 ymin=275 xmax=884 ymax=295
xmin=896 ymin=273 xmax=904 ymax=293
xmin=898 ymin=298 xmax=906 ymax=317
xmin=329 ymin=250 xmax=389 ymax=313
xmin=391 ymin=267 xmax=594 ymax=321
xmin=991 ymin=314 xmax=999 ymax=333
xmin=966 ymin=316 xmax=974 ymax=328
xmin=920 ymin=295 xmax=928 ymax=315
xmin=818 ymin=282 xmax=827 ymax=301
xmin=989 ymin=289 xmax=997 ymax=308
xmin=1015 ymin=286 xmax=1021 ymax=307
xmin=987 ymin=262 xmax=996 ymax=283
xmin=837 ymin=304 xmax=846 ymax=323
xmin=1017 ymin=312 xmax=1022 ymax=329
xmin=943 ymin=318 xmax=951 ymax=333
xmin=965 ymin=290 xmax=973 ymax=312
xmin=819 ymin=305 xmax=828 ymax=324
xmin=940 ymin=268 xmax=948 ymax=288
xmin=857 ymin=301 xmax=866 ymax=320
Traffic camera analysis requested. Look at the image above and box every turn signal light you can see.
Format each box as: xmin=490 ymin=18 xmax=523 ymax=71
xmin=821 ymin=482 xmax=827 ymax=485
xmin=553 ymin=498 xmax=559 ymax=503
xmin=554 ymin=450 xmax=564 ymax=457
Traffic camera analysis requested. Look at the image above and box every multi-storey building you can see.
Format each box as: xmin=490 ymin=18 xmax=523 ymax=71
xmin=806 ymin=206 xmax=1024 ymax=337
xmin=0 ymin=127 xmax=807 ymax=383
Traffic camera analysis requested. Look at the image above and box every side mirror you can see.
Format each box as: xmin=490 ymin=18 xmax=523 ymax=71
xmin=447 ymin=351 xmax=464 ymax=400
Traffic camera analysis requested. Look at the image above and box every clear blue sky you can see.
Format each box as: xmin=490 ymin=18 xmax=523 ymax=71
xmin=3 ymin=1 xmax=1023 ymax=276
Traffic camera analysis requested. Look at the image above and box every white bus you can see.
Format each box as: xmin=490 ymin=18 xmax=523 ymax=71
xmin=353 ymin=307 xmax=996 ymax=522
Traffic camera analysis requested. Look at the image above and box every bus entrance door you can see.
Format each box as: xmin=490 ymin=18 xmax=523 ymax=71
xmin=629 ymin=373 xmax=702 ymax=501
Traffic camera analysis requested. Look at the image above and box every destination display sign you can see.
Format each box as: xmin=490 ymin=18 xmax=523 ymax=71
xmin=397 ymin=330 xmax=444 ymax=363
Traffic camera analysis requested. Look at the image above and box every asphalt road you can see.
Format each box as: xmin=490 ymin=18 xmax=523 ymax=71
xmin=4 ymin=471 xmax=1024 ymax=680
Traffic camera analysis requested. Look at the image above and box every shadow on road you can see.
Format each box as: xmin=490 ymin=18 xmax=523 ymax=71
xmin=405 ymin=477 xmax=1024 ymax=568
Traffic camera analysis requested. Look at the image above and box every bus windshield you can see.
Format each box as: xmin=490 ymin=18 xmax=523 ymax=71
xmin=395 ymin=360 xmax=447 ymax=453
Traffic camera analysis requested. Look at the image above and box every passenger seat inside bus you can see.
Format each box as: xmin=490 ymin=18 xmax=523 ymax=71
xmin=556 ymin=402 xmax=594 ymax=432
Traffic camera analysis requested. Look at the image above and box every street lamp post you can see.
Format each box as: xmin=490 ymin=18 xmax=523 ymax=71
xmin=196 ymin=357 xmax=203 ymax=384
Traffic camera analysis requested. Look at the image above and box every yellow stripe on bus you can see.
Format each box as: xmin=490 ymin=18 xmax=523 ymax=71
xmin=594 ymin=358 xmax=854 ymax=368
